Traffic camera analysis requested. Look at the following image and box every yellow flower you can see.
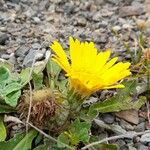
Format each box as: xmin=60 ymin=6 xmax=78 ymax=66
xmin=50 ymin=37 xmax=131 ymax=96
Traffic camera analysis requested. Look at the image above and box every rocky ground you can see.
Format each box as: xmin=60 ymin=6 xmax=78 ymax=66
xmin=0 ymin=0 xmax=150 ymax=149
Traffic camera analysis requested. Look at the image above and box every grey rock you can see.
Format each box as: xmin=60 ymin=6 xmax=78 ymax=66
xmin=1 ymin=54 xmax=10 ymax=59
xmin=92 ymin=11 xmax=101 ymax=21
xmin=94 ymin=35 xmax=108 ymax=44
xmin=101 ymin=113 xmax=115 ymax=124
xmin=119 ymin=4 xmax=145 ymax=17
xmin=76 ymin=17 xmax=87 ymax=26
xmin=15 ymin=46 xmax=30 ymax=58
xmin=8 ymin=53 xmax=16 ymax=64
xmin=33 ymin=17 xmax=41 ymax=24
xmin=128 ymin=146 xmax=137 ymax=150
xmin=32 ymin=43 xmax=41 ymax=50
xmin=120 ymin=145 xmax=128 ymax=150
xmin=140 ymin=133 xmax=150 ymax=143
xmin=0 ymin=33 xmax=9 ymax=45
xmin=8 ymin=0 xmax=20 ymax=3
xmin=23 ymin=49 xmax=44 ymax=67
xmin=134 ymin=143 xmax=149 ymax=150
xmin=22 ymin=50 xmax=37 ymax=67
xmin=120 ymin=119 xmax=134 ymax=131
xmin=115 ymin=139 xmax=126 ymax=147
xmin=134 ymin=122 xmax=145 ymax=132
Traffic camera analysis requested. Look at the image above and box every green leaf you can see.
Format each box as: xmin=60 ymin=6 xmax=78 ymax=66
xmin=0 ymin=66 xmax=22 ymax=107
xmin=32 ymin=72 xmax=43 ymax=90
xmin=19 ymin=68 xmax=31 ymax=86
xmin=0 ymin=116 xmax=6 ymax=141
xmin=93 ymin=143 xmax=118 ymax=150
xmin=0 ymin=104 xmax=15 ymax=113
xmin=57 ymin=133 xmax=70 ymax=148
xmin=46 ymin=59 xmax=61 ymax=89
xmin=79 ymin=107 xmax=98 ymax=123
xmin=5 ymin=90 xmax=21 ymax=107
xmin=65 ymin=119 xmax=91 ymax=146
xmin=89 ymin=136 xmax=118 ymax=150
xmin=0 ymin=66 xmax=9 ymax=84
xmin=0 ymin=129 xmax=38 ymax=150
xmin=33 ymin=144 xmax=48 ymax=150
xmin=90 ymin=80 xmax=146 ymax=113
xmin=3 ymin=83 xmax=21 ymax=96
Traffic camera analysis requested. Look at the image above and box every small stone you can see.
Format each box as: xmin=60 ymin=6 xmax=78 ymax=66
xmin=101 ymin=113 xmax=115 ymax=124
xmin=76 ymin=17 xmax=87 ymax=26
xmin=1 ymin=54 xmax=10 ymax=59
xmin=92 ymin=11 xmax=101 ymax=21
xmin=120 ymin=119 xmax=134 ymax=131
xmin=119 ymin=4 xmax=145 ymax=17
xmin=8 ymin=53 xmax=16 ymax=65
xmin=134 ymin=143 xmax=149 ymax=150
xmin=33 ymin=17 xmax=41 ymax=24
xmin=120 ymin=145 xmax=128 ymax=150
xmin=22 ymin=49 xmax=45 ymax=67
xmin=0 ymin=33 xmax=9 ymax=45
xmin=112 ymin=26 xmax=121 ymax=32
xmin=136 ymin=19 xmax=148 ymax=30
xmin=134 ymin=122 xmax=145 ymax=132
xmin=115 ymin=109 xmax=139 ymax=125
xmin=128 ymin=146 xmax=136 ymax=150
xmin=140 ymin=133 xmax=150 ymax=143
xmin=15 ymin=46 xmax=30 ymax=58
xmin=94 ymin=35 xmax=108 ymax=44
xmin=32 ymin=43 xmax=41 ymax=50
xmin=115 ymin=139 xmax=126 ymax=147
xmin=22 ymin=50 xmax=37 ymax=67
xmin=0 ymin=27 xmax=7 ymax=32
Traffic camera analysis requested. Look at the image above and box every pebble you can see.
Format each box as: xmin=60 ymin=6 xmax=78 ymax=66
xmin=1 ymin=54 xmax=10 ymax=59
xmin=33 ymin=17 xmax=41 ymax=24
xmin=134 ymin=143 xmax=149 ymax=150
xmin=119 ymin=4 xmax=145 ymax=17
xmin=101 ymin=113 xmax=115 ymax=124
xmin=0 ymin=33 xmax=9 ymax=45
xmin=115 ymin=110 xmax=139 ymax=125
xmin=140 ymin=133 xmax=150 ymax=143
xmin=76 ymin=17 xmax=87 ymax=26
xmin=134 ymin=122 xmax=145 ymax=132
xmin=115 ymin=139 xmax=126 ymax=147
xmin=128 ymin=146 xmax=137 ymax=150
xmin=112 ymin=26 xmax=121 ymax=32
xmin=32 ymin=43 xmax=41 ymax=50
xmin=92 ymin=11 xmax=101 ymax=21
xmin=120 ymin=119 xmax=134 ymax=131
xmin=22 ymin=49 xmax=45 ymax=67
xmin=15 ymin=46 xmax=30 ymax=58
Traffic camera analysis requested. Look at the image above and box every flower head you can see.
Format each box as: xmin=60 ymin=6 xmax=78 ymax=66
xmin=50 ymin=37 xmax=131 ymax=96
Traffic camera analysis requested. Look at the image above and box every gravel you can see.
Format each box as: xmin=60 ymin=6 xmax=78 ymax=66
xmin=0 ymin=0 xmax=149 ymax=149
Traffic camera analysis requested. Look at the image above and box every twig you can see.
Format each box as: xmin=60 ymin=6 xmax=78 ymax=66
xmin=5 ymin=116 xmax=73 ymax=150
xmin=26 ymin=57 xmax=36 ymax=131
xmin=81 ymin=121 xmax=150 ymax=150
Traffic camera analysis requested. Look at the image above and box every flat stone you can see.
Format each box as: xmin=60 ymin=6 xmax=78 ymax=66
xmin=134 ymin=143 xmax=149 ymax=150
xmin=120 ymin=119 xmax=134 ymax=131
xmin=22 ymin=49 xmax=45 ymax=67
xmin=15 ymin=46 xmax=30 ymax=58
xmin=115 ymin=109 xmax=139 ymax=125
xmin=0 ymin=33 xmax=9 ymax=45
xmin=140 ymin=133 xmax=150 ymax=143
xmin=92 ymin=11 xmax=101 ymax=21
xmin=119 ymin=4 xmax=145 ymax=17
xmin=134 ymin=122 xmax=145 ymax=132
xmin=101 ymin=113 xmax=115 ymax=124
xmin=76 ymin=17 xmax=87 ymax=26
xmin=128 ymin=146 xmax=136 ymax=150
